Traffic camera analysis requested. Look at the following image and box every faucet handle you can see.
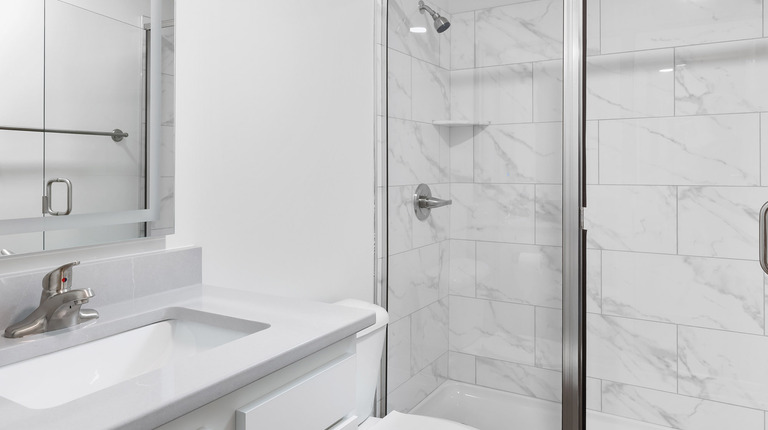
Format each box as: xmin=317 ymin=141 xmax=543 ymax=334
xmin=42 ymin=261 xmax=80 ymax=297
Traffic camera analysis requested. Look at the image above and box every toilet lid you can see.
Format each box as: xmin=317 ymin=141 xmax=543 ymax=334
xmin=372 ymin=411 xmax=479 ymax=430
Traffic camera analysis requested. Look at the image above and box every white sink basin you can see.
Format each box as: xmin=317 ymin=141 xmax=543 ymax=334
xmin=0 ymin=308 xmax=269 ymax=409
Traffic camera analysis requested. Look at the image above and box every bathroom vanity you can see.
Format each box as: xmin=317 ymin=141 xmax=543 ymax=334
xmin=0 ymin=276 xmax=374 ymax=429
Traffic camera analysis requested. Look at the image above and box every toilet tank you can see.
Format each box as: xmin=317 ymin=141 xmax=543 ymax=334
xmin=334 ymin=299 xmax=389 ymax=425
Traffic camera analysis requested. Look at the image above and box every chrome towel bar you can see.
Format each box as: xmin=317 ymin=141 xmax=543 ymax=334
xmin=0 ymin=126 xmax=128 ymax=142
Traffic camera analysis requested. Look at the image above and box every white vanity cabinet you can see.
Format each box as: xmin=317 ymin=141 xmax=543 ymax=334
xmin=155 ymin=336 xmax=357 ymax=430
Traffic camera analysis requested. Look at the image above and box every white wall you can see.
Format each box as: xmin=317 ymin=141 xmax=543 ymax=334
xmin=170 ymin=0 xmax=375 ymax=302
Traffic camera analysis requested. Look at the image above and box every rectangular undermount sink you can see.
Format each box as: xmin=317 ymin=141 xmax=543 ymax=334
xmin=0 ymin=307 xmax=269 ymax=409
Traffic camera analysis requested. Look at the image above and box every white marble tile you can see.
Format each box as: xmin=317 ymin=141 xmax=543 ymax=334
xmin=599 ymin=115 xmax=760 ymax=186
xmin=438 ymin=240 xmax=450 ymax=299
xmin=475 ymin=0 xmax=563 ymax=67
xmin=450 ymin=296 xmax=535 ymax=364
xmin=587 ymin=249 xmax=602 ymax=314
xmin=388 ymin=186 xmax=413 ymax=255
xmin=414 ymin=183 xmax=450 ymax=248
xmin=587 ymin=377 xmax=602 ymax=411
xmin=450 ymin=12 xmax=474 ymax=70
xmin=388 ymin=353 xmax=448 ymax=413
xmin=452 ymin=66 xmax=535 ymax=124
xmin=450 ymin=68 xmax=476 ymax=122
xmin=448 ymin=351 xmax=476 ymax=384
xmin=535 ymin=306 xmax=562 ymax=371
xmin=602 ymin=381 xmax=764 ymax=430
xmin=474 ymin=122 xmax=562 ymax=184
xmin=440 ymin=14 xmax=451 ymax=70
xmin=413 ymin=58 xmax=450 ymax=123
xmin=153 ymin=177 xmax=175 ymax=231
xmin=586 ymin=0 xmax=600 ymax=56
xmin=449 ymin=124 xmax=474 ymax=182
xmin=587 ymin=49 xmax=674 ymax=120
xmin=450 ymin=183 xmax=536 ymax=243
xmin=388 ymin=0 xmax=441 ymax=66
xmin=603 ymin=251 xmax=764 ymax=334
xmin=161 ymin=26 xmax=175 ymax=76
xmin=679 ymin=186 xmax=768 ymax=260
xmin=476 ymin=357 xmax=562 ymax=402
xmin=679 ymin=326 xmax=768 ymax=410
xmin=535 ymin=184 xmax=562 ymax=246
xmin=388 ymin=316 xmax=412 ymax=393
xmin=476 ymin=242 xmax=562 ymax=308
xmin=449 ymin=0 xmax=533 ymax=14
xmin=676 ymin=39 xmax=768 ymax=116
xmin=449 ymin=239 xmax=476 ymax=297
xmin=161 ymin=74 xmax=175 ymax=126
xmin=586 ymin=185 xmax=677 ymax=253
xmin=476 ymin=64 xmax=534 ymax=124
xmin=586 ymin=120 xmax=599 ymax=184
xmin=388 ymin=48 xmax=411 ymax=120
xmin=412 ymin=299 xmax=449 ymax=374
xmin=587 ymin=314 xmax=677 ymax=392
xmin=600 ymin=0 xmax=762 ymax=54
xmin=388 ymin=118 xmax=448 ymax=186
xmin=533 ymin=60 xmax=563 ymax=123
xmin=388 ymin=244 xmax=441 ymax=321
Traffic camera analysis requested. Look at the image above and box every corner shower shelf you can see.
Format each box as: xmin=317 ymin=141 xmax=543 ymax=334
xmin=432 ymin=120 xmax=491 ymax=127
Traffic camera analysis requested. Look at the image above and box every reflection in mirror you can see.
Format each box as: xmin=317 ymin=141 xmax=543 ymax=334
xmin=0 ymin=0 xmax=174 ymax=255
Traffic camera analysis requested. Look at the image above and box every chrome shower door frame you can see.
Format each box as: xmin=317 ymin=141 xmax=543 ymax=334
xmin=562 ymin=0 xmax=587 ymax=429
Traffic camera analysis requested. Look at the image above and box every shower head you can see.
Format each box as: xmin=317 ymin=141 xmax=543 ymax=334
xmin=418 ymin=1 xmax=451 ymax=33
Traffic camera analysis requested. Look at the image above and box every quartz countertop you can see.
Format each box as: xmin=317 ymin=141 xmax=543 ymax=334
xmin=0 ymin=285 xmax=375 ymax=429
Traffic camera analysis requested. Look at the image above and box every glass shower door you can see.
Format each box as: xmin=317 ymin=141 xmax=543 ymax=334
xmin=384 ymin=0 xmax=566 ymax=427
xmin=585 ymin=1 xmax=768 ymax=429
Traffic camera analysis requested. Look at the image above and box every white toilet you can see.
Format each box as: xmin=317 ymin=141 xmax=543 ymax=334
xmin=336 ymin=299 xmax=478 ymax=430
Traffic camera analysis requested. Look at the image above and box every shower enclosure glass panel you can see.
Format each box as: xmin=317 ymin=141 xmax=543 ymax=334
xmin=386 ymin=0 xmax=565 ymax=427
xmin=585 ymin=1 xmax=768 ymax=429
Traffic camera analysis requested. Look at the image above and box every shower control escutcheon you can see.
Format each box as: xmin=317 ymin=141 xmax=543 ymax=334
xmin=413 ymin=183 xmax=452 ymax=221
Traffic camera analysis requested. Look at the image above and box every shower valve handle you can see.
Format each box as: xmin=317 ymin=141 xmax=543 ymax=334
xmin=419 ymin=196 xmax=452 ymax=209
xmin=413 ymin=184 xmax=451 ymax=221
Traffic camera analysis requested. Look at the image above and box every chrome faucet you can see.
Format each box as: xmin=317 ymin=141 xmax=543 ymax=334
xmin=4 ymin=261 xmax=99 ymax=338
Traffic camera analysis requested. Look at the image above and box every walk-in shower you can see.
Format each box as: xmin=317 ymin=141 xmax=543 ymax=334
xmin=378 ymin=0 xmax=768 ymax=429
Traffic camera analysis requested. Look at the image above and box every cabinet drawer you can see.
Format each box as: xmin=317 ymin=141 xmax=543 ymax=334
xmin=236 ymin=354 xmax=356 ymax=430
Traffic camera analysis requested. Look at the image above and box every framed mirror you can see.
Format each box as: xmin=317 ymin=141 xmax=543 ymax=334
xmin=0 ymin=0 xmax=174 ymax=255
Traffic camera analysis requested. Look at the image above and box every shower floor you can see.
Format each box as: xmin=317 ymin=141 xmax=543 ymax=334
xmin=409 ymin=381 xmax=669 ymax=430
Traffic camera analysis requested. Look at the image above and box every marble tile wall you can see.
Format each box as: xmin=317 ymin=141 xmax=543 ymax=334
xmin=586 ymin=1 xmax=768 ymax=429
xmin=384 ymin=0 xmax=452 ymax=412
xmin=442 ymin=0 xmax=566 ymax=409
xmin=385 ymin=0 xmax=567 ymax=413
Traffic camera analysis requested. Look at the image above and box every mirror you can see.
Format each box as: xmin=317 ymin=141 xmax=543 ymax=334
xmin=0 ymin=0 xmax=174 ymax=255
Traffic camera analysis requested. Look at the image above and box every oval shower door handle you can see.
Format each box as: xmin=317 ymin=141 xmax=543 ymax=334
xmin=413 ymin=183 xmax=451 ymax=221
xmin=760 ymin=201 xmax=768 ymax=274
xmin=44 ymin=178 xmax=73 ymax=216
